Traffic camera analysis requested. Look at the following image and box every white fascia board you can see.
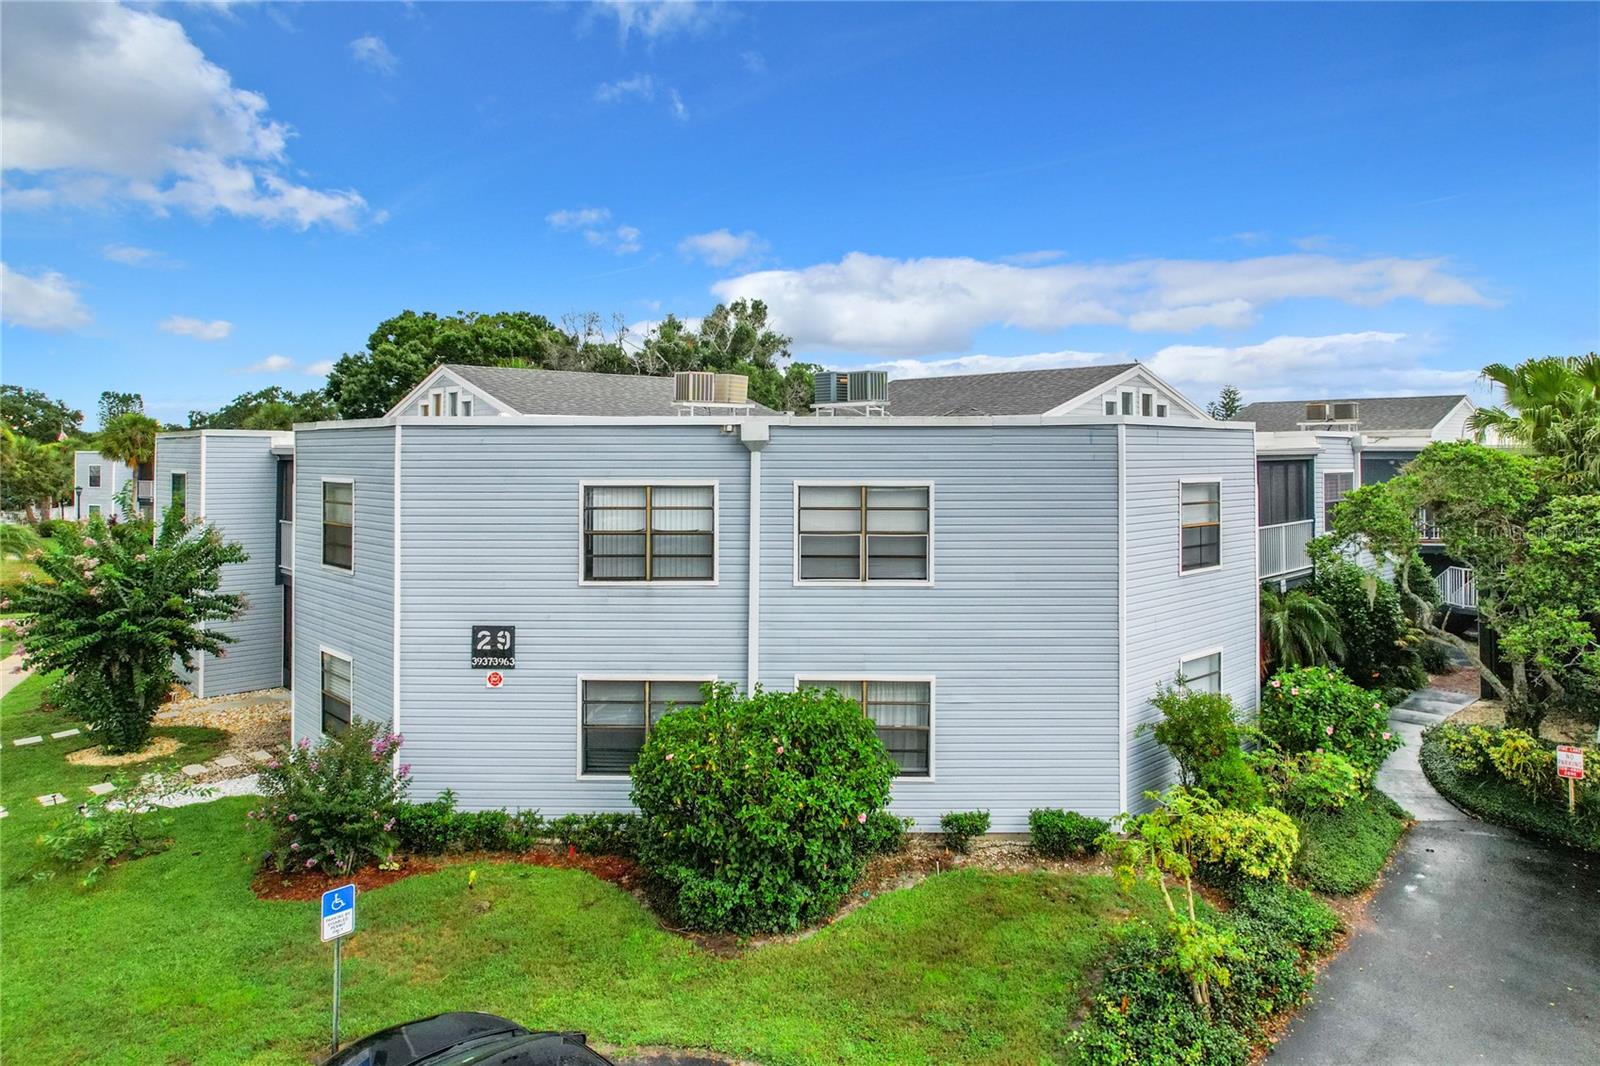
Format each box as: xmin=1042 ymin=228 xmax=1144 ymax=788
xmin=1042 ymin=363 xmax=1212 ymax=421
xmin=382 ymin=365 xmax=519 ymax=421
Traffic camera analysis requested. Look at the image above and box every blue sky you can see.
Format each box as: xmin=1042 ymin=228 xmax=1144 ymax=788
xmin=2 ymin=1 xmax=1596 ymax=427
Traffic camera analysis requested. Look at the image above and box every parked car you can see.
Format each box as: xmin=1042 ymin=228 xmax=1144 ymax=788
xmin=325 ymin=1011 xmax=617 ymax=1065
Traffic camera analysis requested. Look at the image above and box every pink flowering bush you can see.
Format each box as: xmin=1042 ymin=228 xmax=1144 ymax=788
xmin=1259 ymin=666 xmax=1401 ymax=779
xmin=630 ymin=682 xmax=897 ymax=933
xmin=253 ymin=720 xmax=409 ymax=874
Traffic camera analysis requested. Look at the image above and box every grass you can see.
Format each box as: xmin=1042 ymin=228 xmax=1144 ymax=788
xmin=1419 ymin=728 xmax=1599 ymax=853
xmin=1291 ymin=789 xmax=1410 ymax=894
xmin=1 ymin=674 xmax=1160 ymax=1066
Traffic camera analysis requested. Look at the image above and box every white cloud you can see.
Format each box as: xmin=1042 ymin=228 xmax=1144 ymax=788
xmin=1 ymin=3 xmax=372 ymax=230
xmin=999 ymin=249 xmax=1066 ymax=266
xmin=711 ymin=251 xmax=1492 ymax=355
xmin=304 ymin=359 xmax=335 ymax=376
xmin=243 ymin=354 xmax=294 ymax=373
xmin=860 ymin=349 xmax=1114 ymax=379
xmin=594 ymin=0 xmax=725 ymax=42
xmin=547 ymin=206 xmax=641 ymax=254
xmin=350 ymin=35 xmax=398 ymax=75
xmin=1294 ymin=234 xmax=1335 ymax=252
xmin=668 ymin=87 xmax=688 ymax=121
xmin=0 ymin=262 xmax=92 ymax=332
xmin=101 ymin=243 xmax=163 ymax=266
xmin=595 ymin=74 xmax=655 ymax=103
xmin=160 ymin=315 xmax=232 ymax=341
xmin=678 ymin=228 xmax=768 ymax=267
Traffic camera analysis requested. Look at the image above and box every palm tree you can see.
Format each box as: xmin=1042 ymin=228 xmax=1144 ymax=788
xmin=96 ymin=412 xmax=161 ymax=520
xmin=1470 ymin=354 xmax=1600 ymax=488
xmin=1260 ymin=585 xmax=1346 ymax=673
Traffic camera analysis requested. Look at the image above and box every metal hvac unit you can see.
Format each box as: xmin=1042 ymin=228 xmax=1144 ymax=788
xmin=814 ymin=372 xmax=851 ymax=405
xmin=1304 ymin=402 xmax=1330 ymax=422
xmin=1331 ymin=401 xmax=1359 ymax=422
xmin=712 ymin=373 xmax=749 ymax=405
xmin=846 ymin=370 xmax=888 ymax=402
xmin=674 ymin=371 xmax=717 ymax=404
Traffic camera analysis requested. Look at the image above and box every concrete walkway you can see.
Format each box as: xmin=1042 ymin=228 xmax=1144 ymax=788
xmin=0 ymin=652 xmax=30 ymax=698
xmin=1271 ymin=689 xmax=1600 ymax=1064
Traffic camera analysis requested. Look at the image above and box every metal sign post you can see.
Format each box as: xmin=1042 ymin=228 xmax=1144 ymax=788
xmin=321 ymin=884 xmax=357 ymax=1055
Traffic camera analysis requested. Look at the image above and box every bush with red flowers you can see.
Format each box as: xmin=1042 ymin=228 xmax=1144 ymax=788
xmin=1259 ymin=666 xmax=1400 ymax=780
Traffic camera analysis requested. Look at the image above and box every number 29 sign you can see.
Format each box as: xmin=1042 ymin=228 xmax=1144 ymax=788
xmin=471 ymin=625 xmax=516 ymax=669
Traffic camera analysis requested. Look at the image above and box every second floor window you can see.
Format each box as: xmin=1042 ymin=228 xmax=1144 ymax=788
xmin=1258 ymin=459 xmax=1313 ymax=527
xmin=1323 ymin=471 xmax=1353 ymax=533
xmin=583 ymin=484 xmax=715 ymax=581
xmin=322 ymin=480 xmax=353 ymax=570
xmin=798 ymin=484 xmax=930 ymax=582
xmin=1180 ymin=481 xmax=1221 ymax=572
xmin=88 ymin=465 xmax=102 ymax=487
xmin=170 ymin=473 xmax=187 ymax=516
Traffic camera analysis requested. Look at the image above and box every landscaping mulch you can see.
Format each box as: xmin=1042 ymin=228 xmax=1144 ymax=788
xmin=1448 ymin=698 xmax=1595 ymax=746
xmin=251 ymin=848 xmax=643 ymax=902
xmin=1428 ymin=663 xmax=1481 ymax=698
xmin=66 ymin=736 xmax=183 ymax=766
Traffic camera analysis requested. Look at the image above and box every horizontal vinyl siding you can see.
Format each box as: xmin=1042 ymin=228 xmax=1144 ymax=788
xmin=292 ymin=427 xmax=396 ymax=740
xmin=194 ymin=436 xmax=283 ymax=696
xmin=73 ymin=450 xmax=127 ymax=520
xmin=394 ymin=370 xmax=507 ymax=418
xmin=154 ymin=437 xmax=201 ymax=691
xmin=398 ymin=424 xmax=749 ymax=813
xmin=761 ymin=424 xmax=1121 ymax=832
xmin=1313 ymin=435 xmax=1357 ymax=537
xmin=1123 ymin=424 xmax=1260 ymax=811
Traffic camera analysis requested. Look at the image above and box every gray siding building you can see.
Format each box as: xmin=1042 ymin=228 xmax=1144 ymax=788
xmin=281 ymin=364 xmax=1257 ymax=829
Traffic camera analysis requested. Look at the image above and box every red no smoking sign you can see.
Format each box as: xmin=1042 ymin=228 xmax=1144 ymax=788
xmin=485 ymin=671 xmax=505 ymax=689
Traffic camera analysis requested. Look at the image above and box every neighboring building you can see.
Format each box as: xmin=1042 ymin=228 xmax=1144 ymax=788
xmin=72 ymin=449 xmax=142 ymax=520
xmin=1242 ymin=395 xmax=1479 ymax=611
xmin=265 ymin=362 xmax=1257 ymax=831
xmin=152 ymin=430 xmax=293 ymax=697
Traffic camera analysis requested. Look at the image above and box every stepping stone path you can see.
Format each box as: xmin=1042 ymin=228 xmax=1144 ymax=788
xmin=87 ymin=783 xmax=116 ymax=797
xmin=248 ymin=749 xmax=274 ymax=763
xmin=181 ymin=764 xmax=209 ymax=778
xmin=213 ymin=754 xmax=243 ymax=770
xmin=51 ymin=728 xmax=80 ymax=739
xmin=0 ymin=807 xmax=8 ymax=819
xmin=155 ymin=709 xmax=181 ymax=720
xmin=13 ymin=736 xmax=42 ymax=747
xmin=36 ymin=793 xmax=68 ymax=807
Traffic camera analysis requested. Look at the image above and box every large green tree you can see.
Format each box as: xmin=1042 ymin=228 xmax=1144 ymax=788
xmin=97 ymin=391 xmax=143 ymax=426
xmin=637 ymin=300 xmax=818 ymax=412
xmin=1 ymin=385 xmax=84 ymax=443
xmin=6 ymin=508 xmax=247 ymax=752
xmin=1469 ymin=353 xmax=1600 ymax=490
xmin=188 ymin=387 xmax=336 ymax=430
xmin=1328 ymin=441 xmax=1598 ymax=732
xmin=1205 ymin=385 xmax=1244 ymax=421
xmin=0 ymin=428 xmax=74 ymax=519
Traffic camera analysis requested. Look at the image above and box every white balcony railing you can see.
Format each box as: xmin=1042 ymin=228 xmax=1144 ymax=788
xmin=1440 ymin=565 xmax=1477 ymax=610
xmin=1260 ymin=519 xmax=1315 ymax=579
xmin=278 ymin=520 xmax=293 ymax=573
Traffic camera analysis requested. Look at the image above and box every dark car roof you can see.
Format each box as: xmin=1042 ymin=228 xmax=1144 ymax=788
xmin=327 ymin=1013 xmax=527 ymax=1066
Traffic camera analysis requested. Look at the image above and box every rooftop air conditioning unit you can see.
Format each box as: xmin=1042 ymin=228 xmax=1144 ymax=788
xmin=1331 ymin=401 xmax=1359 ymax=422
xmin=712 ymin=373 xmax=749 ymax=405
xmin=846 ymin=370 xmax=888 ymax=403
xmin=814 ymin=372 xmax=851 ymax=405
xmin=674 ymin=371 xmax=716 ymax=404
xmin=1304 ymin=402 xmax=1330 ymax=422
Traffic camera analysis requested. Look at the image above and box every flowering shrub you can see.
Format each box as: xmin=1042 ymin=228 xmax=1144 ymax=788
xmin=253 ymin=720 xmax=409 ymax=875
xmin=630 ymin=682 xmax=897 ymax=933
xmin=1259 ymin=666 xmax=1401 ymax=778
xmin=1252 ymin=749 xmax=1363 ymax=812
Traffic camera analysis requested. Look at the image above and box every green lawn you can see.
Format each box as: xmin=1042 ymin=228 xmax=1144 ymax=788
xmin=1 ymin=674 xmax=1158 ymax=1065
xmin=1292 ymin=790 xmax=1411 ymax=895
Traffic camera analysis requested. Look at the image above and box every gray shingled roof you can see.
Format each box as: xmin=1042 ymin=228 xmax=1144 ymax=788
xmin=884 ymin=363 xmax=1138 ymax=416
xmin=1239 ymin=395 xmax=1468 ymax=433
xmin=442 ymin=364 xmax=777 ymax=417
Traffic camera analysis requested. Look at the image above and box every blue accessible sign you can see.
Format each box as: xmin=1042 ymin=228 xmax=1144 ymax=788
xmin=320 ymin=883 xmax=356 ymax=942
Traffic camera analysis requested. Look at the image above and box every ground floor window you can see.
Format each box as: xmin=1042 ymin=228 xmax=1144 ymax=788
xmin=321 ymin=651 xmax=352 ymax=734
xmin=798 ymin=678 xmax=932 ymax=776
xmin=580 ymin=678 xmax=710 ymax=775
xmin=1178 ymin=651 xmax=1222 ymax=694
xmin=171 ymin=472 xmax=187 ymax=516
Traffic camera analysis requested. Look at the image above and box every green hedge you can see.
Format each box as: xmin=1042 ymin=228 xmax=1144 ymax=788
xmin=1419 ymin=730 xmax=1600 ymax=853
xmin=1291 ymin=790 xmax=1410 ymax=894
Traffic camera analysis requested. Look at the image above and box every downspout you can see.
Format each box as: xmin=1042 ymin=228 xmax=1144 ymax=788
xmin=197 ymin=433 xmax=208 ymax=699
xmin=741 ymin=422 xmax=770 ymax=694
xmin=1116 ymin=422 xmax=1127 ymax=816
xmin=392 ymin=423 xmax=403 ymax=749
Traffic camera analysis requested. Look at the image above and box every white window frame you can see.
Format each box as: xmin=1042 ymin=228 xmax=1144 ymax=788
xmin=794 ymin=674 xmax=936 ymax=782
xmin=1103 ymin=397 xmax=1118 ymax=416
xmin=1119 ymin=387 xmax=1137 ymax=416
xmin=320 ymin=476 xmax=355 ymax=575
xmin=1176 ymin=647 xmax=1224 ymax=694
xmin=319 ymin=647 xmax=354 ymax=735
xmin=169 ymin=470 xmax=188 ymax=517
xmin=1156 ymin=401 xmax=1170 ymax=418
xmin=792 ymin=480 xmax=935 ymax=587
xmin=429 ymin=388 xmax=445 ymax=417
xmin=1322 ymin=469 xmax=1355 ymax=534
xmin=88 ymin=464 xmax=102 ymax=488
xmin=574 ymin=673 xmax=718 ymax=779
xmin=446 ymin=387 xmax=460 ymax=416
xmin=461 ymin=396 xmax=474 ymax=417
xmin=576 ymin=479 xmax=720 ymax=587
xmin=1139 ymin=388 xmax=1155 ymax=417
xmin=418 ymin=401 xmax=430 ymax=416
xmin=1177 ymin=477 xmax=1224 ymax=576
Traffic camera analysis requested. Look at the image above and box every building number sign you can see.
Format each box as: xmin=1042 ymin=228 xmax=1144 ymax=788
xmin=470 ymin=625 xmax=516 ymax=669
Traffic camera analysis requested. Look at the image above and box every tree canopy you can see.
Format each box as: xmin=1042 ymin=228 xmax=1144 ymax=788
xmin=1 ymin=385 xmax=83 ymax=443
xmin=1205 ymin=385 xmax=1244 ymax=420
xmin=324 ymin=302 xmax=818 ymax=418
xmin=1469 ymin=353 xmax=1600 ymax=490
xmin=0 ymin=427 xmax=73 ymax=519
xmin=97 ymin=391 xmax=143 ymax=426
xmin=188 ymin=386 xmax=335 ymax=430
xmin=96 ymin=412 xmax=162 ymax=468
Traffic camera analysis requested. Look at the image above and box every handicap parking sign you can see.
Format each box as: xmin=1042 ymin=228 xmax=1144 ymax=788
xmin=320 ymin=884 xmax=356 ymax=942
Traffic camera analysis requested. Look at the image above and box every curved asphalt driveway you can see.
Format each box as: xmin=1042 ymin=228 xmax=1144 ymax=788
xmin=1271 ymin=690 xmax=1600 ymax=1065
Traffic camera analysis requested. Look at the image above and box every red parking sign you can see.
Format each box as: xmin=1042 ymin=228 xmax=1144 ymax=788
xmin=1557 ymin=746 xmax=1585 ymax=780
xmin=485 ymin=671 xmax=505 ymax=689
